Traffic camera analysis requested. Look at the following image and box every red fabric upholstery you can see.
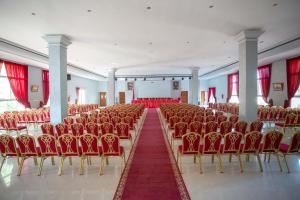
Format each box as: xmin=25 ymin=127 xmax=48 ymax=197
xmin=132 ymin=98 xmax=179 ymax=108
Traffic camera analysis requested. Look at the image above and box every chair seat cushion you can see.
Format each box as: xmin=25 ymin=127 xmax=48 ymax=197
xmin=100 ymin=146 xmax=124 ymax=156
xmin=220 ymin=144 xmax=239 ymax=154
xmin=8 ymin=126 xmax=27 ymax=131
xmin=198 ymin=145 xmax=218 ymax=154
xmin=178 ymin=145 xmax=198 ymax=155
xmin=279 ymin=143 xmax=289 ymax=153
xmin=172 ymin=132 xmax=182 ymax=139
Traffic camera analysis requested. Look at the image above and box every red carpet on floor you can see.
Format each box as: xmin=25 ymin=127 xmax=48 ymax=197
xmin=113 ymin=109 xmax=190 ymax=200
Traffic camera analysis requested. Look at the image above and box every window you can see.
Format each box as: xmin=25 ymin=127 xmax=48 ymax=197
xmin=229 ymin=75 xmax=239 ymax=103
xmin=291 ymin=87 xmax=300 ymax=108
xmin=257 ymin=73 xmax=268 ymax=106
xmin=77 ymin=88 xmax=86 ymax=104
xmin=0 ymin=63 xmax=25 ymax=113
xmin=208 ymin=91 xmax=215 ymax=103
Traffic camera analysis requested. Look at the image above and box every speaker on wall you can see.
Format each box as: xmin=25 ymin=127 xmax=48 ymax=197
xmin=67 ymin=74 xmax=71 ymax=81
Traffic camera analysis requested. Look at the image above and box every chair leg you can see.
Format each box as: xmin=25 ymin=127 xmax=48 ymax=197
xmin=106 ymin=157 xmax=109 ymax=165
xmin=275 ymin=153 xmax=282 ymax=172
xmin=38 ymin=157 xmax=45 ymax=176
xmin=283 ymin=154 xmax=290 ymax=173
xmin=34 ymin=157 xmax=38 ymax=166
xmin=229 ymin=154 xmax=232 ymax=163
xmin=58 ymin=157 xmax=65 ymax=176
xmin=257 ymin=154 xmax=263 ymax=172
xmin=211 ymin=155 xmax=214 ymax=164
xmin=69 ymin=157 xmax=72 ymax=165
xmin=193 ymin=155 xmax=196 ymax=164
xmin=0 ymin=157 xmax=6 ymax=172
xmin=268 ymin=153 xmax=271 ymax=163
xmin=264 ymin=153 xmax=267 ymax=161
xmin=80 ymin=156 xmax=84 ymax=175
xmin=217 ymin=154 xmax=223 ymax=173
xmin=51 ymin=156 xmax=55 ymax=165
xmin=198 ymin=155 xmax=203 ymax=174
xmin=237 ymin=154 xmax=243 ymax=173
xmin=17 ymin=157 xmax=25 ymax=176
xmin=99 ymin=156 xmax=105 ymax=175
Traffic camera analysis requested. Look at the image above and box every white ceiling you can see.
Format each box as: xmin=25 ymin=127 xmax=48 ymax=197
xmin=0 ymin=0 xmax=300 ymax=77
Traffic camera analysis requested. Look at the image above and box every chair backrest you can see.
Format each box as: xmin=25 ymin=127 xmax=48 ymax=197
xmin=173 ymin=122 xmax=188 ymax=138
xmin=189 ymin=121 xmax=203 ymax=136
xmin=234 ymin=121 xmax=248 ymax=134
xmin=205 ymin=115 xmax=215 ymax=123
xmin=118 ymin=112 xmax=127 ymax=118
xmin=37 ymin=134 xmax=59 ymax=155
xmin=76 ymin=117 xmax=87 ymax=127
xmin=100 ymin=133 xmax=121 ymax=156
xmin=58 ymin=134 xmax=79 ymax=156
xmin=203 ymin=121 xmax=218 ymax=135
xmin=63 ymin=117 xmax=74 ymax=126
xmin=55 ymin=123 xmax=69 ymax=137
xmin=16 ymin=135 xmax=39 ymax=156
xmin=193 ymin=115 xmax=204 ymax=123
xmin=100 ymin=122 xmax=114 ymax=135
xmin=249 ymin=120 xmax=263 ymax=132
xmin=202 ymin=132 xmax=222 ymax=154
xmin=5 ymin=118 xmax=17 ymax=128
xmin=222 ymin=132 xmax=243 ymax=153
xmin=41 ymin=123 xmax=55 ymax=136
xmin=181 ymin=116 xmax=192 ymax=125
xmin=259 ymin=109 xmax=269 ymax=120
xmin=287 ymin=132 xmax=300 ymax=153
xmin=242 ymin=131 xmax=262 ymax=153
xmin=219 ymin=121 xmax=233 ymax=136
xmin=123 ymin=116 xmax=134 ymax=129
xmin=80 ymin=133 xmax=99 ymax=155
xmin=100 ymin=116 xmax=111 ymax=123
xmin=116 ymin=123 xmax=130 ymax=137
xmin=0 ymin=134 xmax=19 ymax=155
xmin=217 ymin=115 xmax=227 ymax=125
xmin=86 ymin=122 xmax=100 ymax=137
xmin=285 ymin=113 xmax=297 ymax=125
xmin=111 ymin=116 xmax=122 ymax=127
xmin=229 ymin=115 xmax=239 ymax=124
xmin=169 ymin=116 xmax=180 ymax=128
xmin=262 ymin=130 xmax=283 ymax=153
xmin=181 ymin=132 xmax=201 ymax=154
xmin=71 ymin=123 xmax=85 ymax=137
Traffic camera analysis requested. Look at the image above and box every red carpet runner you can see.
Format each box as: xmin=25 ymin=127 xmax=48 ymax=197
xmin=113 ymin=109 xmax=190 ymax=200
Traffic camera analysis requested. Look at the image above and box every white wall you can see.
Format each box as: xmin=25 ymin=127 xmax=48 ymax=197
xmin=28 ymin=66 xmax=43 ymax=108
xmin=203 ymin=74 xmax=228 ymax=103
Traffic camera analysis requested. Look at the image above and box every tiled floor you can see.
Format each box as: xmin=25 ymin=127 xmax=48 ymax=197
xmin=1 ymin=112 xmax=300 ymax=200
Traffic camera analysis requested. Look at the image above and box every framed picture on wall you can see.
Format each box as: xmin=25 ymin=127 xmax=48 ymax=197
xmin=173 ymin=81 xmax=179 ymax=90
xmin=31 ymin=85 xmax=39 ymax=92
xmin=127 ymin=82 xmax=134 ymax=90
xmin=273 ymin=83 xmax=284 ymax=91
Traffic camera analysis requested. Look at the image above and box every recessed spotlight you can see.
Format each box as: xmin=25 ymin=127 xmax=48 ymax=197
xmin=228 ymin=56 xmax=231 ymax=59
xmin=125 ymin=78 xmax=128 ymax=81
xmin=209 ymin=5 xmax=214 ymax=8
xmin=186 ymin=41 xmax=190 ymax=44
xmin=114 ymin=43 xmax=118 ymax=46
xmin=149 ymin=42 xmax=152 ymax=45
xmin=146 ymin=6 xmax=151 ymax=10
xmin=273 ymin=3 xmax=278 ymax=7
xmin=163 ymin=77 xmax=165 ymax=81
xmin=182 ymin=77 xmax=184 ymax=80
xmin=31 ymin=12 xmax=36 ymax=16
xmin=115 ymin=78 xmax=117 ymax=81
xmin=260 ymin=41 xmax=264 ymax=43
xmin=87 ymin=9 xmax=92 ymax=12
xmin=144 ymin=78 xmax=146 ymax=81
xmin=172 ymin=77 xmax=175 ymax=80
xmin=189 ymin=77 xmax=192 ymax=80
xmin=134 ymin=78 xmax=137 ymax=81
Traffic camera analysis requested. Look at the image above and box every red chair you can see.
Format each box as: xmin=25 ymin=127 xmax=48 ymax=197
xmin=217 ymin=115 xmax=227 ymax=127
xmin=100 ymin=134 xmax=125 ymax=175
xmin=199 ymin=132 xmax=223 ymax=173
xmin=63 ymin=117 xmax=74 ymax=129
xmin=171 ymin=122 xmax=188 ymax=148
xmin=279 ymin=132 xmax=300 ymax=173
xmin=261 ymin=130 xmax=283 ymax=172
xmin=111 ymin=116 xmax=122 ymax=127
xmin=0 ymin=134 xmax=20 ymax=172
xmin=249 ymin=121 xmax=263 ymax=132
xmin=181 ymin=116 xmax=192 ymax=125
xmin=193 ymin=115 xmax=204 ymax=123
xmin=100 ymin=116 xmax=111 ymax=123
xmin=275 ymin=113 xmax=297 ymax=134
xmin=229 ymin=115 xmax=239 ymax=125
xmin=16 ymin=135 xmax=40 ymax=176
xmin=41 ymin=123 xmax=55 ymax=137
xmin=79 ymin=133 xmax=102 ymax=175
xmin=203 ymin=121 xmax=218 ymax=136
xmin=71 ymin=123 xmax=85 ymax=138
xmin=166 ymin=116 xmax=180 ymax=134
xmin=240 ymin=131 xmax=263 ymax=172
xmin=4 ymin=118 xmax=27 ymax=135
xmin=87 ymin=117 xmax=98 ymax=124
xmin=234 ymin=121 xmax=248 ymax=135
xmin=100 ymin=122 xmax=114 ymax=135
xmin=76 ymin=117 xmax=87 ymax=127
xmin=116 ymin=123 xmax=132 ymax=145
xmin=86 ymin=122 xmax=100 ymax=137
xmin=55 ymin=123 xmax=69 ymax=137
xmin=215 ymin=111 xmax=224 ymax=121
xmin=118 ymin=112 xmax=127 ymax=118
xmin=205 ymin=115 xmax=215 ymax=123
xmin=219 ymin=121 xmax=233 ymax=136
xmin=58 ymin=134 xmax=81 ymax=175
xmin=37 ymin=134 xmax=59 ymax=175
xmin=189 ymin=121 xmax=203 ymax=136
xmin=221 ymin=132 xmax=243 ymax=172
xmin=123 ymin=116 xmax=136 ymax=136
xmin=177 ymin=132 xmax=201 ymax=172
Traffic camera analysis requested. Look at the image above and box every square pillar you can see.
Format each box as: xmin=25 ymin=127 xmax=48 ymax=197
xmin=191 ymin=68 xmax=199 ymax=105
xmin=236 ymin=29 xmax=263 ymax=122
xmin=107 ymin=68 xmax=116 ymax=105
xmin=44 ymin=34 xmax=71 ymax=124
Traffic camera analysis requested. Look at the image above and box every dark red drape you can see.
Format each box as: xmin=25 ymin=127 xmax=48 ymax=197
xmin=4 ymin=61 xmax=31 ymax=108
xmin=42 ymin=70 xmax=49 ymax=105
xmin=75 ymin=87 xmax=80 ymax=104
xmin=208 ymin=87 xmax=216 ymax=103
xmin=287 ymin=56 xmax=300 ymax=106
xmin=227 ymin=72 xmax=239 ymax=102
xmin=258 ymin=64 xmax=272 ymax=103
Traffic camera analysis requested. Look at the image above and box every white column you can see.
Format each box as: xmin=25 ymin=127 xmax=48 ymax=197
xmin=44 ymin=34 xmax=71 ymax=124
xmin=107 ymin=68 xmax=116 ymax=105
xmin=235 ymin=29 xmax=263 ymax=122
xmin=191 ymin=68 xmax=199 ymax=105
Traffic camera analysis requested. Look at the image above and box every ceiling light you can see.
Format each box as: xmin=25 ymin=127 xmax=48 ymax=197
xmin=115 ymin=78 xmax=117 ymax=81
xmin=149 ymin=42 xmax=152 ymax=45
xmin=182 ymin=77 xmax=184 ymax=80
xmin=260 ymin=40 xmax=264 ymax=43
xmin=125 ymin=78 xmax=128 ymax=81
xmin=134 ymin=78 xmax=137 ymax=81
xmin=186 ymin=41 xmax=190 ymax=44
xmin=209 ymin=5 xmax=214 ymax=8
xmin=114 ymin=43 xmax=118 ymax=46
xmin=189 ymin=77 xmax=192 ymax=80
xmin=146 ymin=6 xmax=151 ymax=10
xmin=172 ymin=77 xmax=175 ymax=80
xmin=144 ymin=78 xmax=146 ymax=81
xmin=87 ymin=9 xmax=92 ymax=12
xmin=163 ymin=77 xmax=165 ymax=81
xmin=273 ymin=3 xmax=278 ymax=7
xmin=31 ymin=12 xmax=36 ymax=16
xmin=228 ymin=56 xmax=231 ymax=59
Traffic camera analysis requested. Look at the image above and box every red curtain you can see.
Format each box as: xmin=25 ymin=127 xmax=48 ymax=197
xmin=227 ymin=72 xmax=239 ymax=102
xmin=287 ymin=56 xmax=300 ymax=106
xmin=75 ymin=87 xmax=80 ymax=104
xmin=42 ymin=70 xmax=49 ymax=105
xmin=4 ymin=61 xmax=31 ymax=108
xmin=258 ymin=64 xmax=272 ymax=103
xmin=208 ymin=87 xmax=216 ymax=103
